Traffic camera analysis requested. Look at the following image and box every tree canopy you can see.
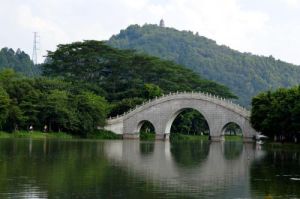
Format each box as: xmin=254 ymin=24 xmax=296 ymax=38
xmin=0 ymin=69 xmax=108 ymax=136
xmin=43 ymin=40 xmax=236 ymax=117
xmin=43 ymin=40 xmax=236 ymax=103
xmin=0 ymin=47 xmax=39 ymax=76
xmin=0 ymin=86 xmax=10 ymax=128
xmin=250 ymin=86 xmax=300 ymax=141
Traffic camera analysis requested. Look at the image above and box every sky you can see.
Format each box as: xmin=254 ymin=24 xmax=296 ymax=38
xmin=1 ymin=0 xmax=300 ymax=65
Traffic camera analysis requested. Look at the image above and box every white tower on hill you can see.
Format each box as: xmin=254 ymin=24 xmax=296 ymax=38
xmin=159 ymin=19 xmax=165 ymax=27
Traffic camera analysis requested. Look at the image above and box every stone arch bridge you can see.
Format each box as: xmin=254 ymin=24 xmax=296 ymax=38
xmin=105 ymin=92 xmax=257 ymax=141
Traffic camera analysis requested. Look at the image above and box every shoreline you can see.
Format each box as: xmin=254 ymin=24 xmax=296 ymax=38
xmin=1 ymin=131 xmax=299 ymax=148
xmin=0 ymin=131 xmax=74 ymax=139
xmin=0 ymin=130 xmax=122 ymax=140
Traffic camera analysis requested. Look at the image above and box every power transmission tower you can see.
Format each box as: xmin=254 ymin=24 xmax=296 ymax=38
xmin=32 ymin=32 xmax=40 ymax=65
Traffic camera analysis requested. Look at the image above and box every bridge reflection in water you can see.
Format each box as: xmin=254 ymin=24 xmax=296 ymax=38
xmin=104 ymin=140 xmax=266 ymax=198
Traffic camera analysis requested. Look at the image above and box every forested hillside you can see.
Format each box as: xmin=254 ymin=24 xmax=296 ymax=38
xmin=0 ymin=47 xmax=38 ymax=76
xmin=108 ymin=24 xmax=300 ymax=106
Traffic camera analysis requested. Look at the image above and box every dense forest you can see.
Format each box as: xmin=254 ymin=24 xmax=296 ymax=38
xmin=0 ymin=41 xmax=236 ymax=136
xmin=0 ymin=69 xmax=107 ymax=136
xmin=43 ymin=40 xmax=236 ymax=117
xmin=251 ymin=86 xmax=300 ymax=142
xmin=0 ymin=47 xmax=38 ymax=76
xmin=108 ymin=24 xmax=300 ymax=107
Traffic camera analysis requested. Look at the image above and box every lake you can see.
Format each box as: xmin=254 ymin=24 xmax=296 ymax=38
xmin=0 ymin=139 xmax=299 ymax=198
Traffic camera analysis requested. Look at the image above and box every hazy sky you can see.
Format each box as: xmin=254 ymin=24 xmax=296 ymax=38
xmin=1 ymin=0 xmax=300 ymax=65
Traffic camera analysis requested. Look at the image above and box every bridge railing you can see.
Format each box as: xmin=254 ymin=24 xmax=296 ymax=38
xmin=108 ymin=91 xmax=249 ymax=120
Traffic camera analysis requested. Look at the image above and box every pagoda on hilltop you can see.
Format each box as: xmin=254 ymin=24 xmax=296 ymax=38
xmin=159 ymin=19 xmax=165 ymax=27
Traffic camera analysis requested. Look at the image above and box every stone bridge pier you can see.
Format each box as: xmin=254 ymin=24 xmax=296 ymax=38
xmin=105 ymin=92 xmax=257 ymax=142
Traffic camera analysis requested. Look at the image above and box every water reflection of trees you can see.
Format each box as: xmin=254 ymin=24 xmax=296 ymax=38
xmin=170 ymin=141 xmax=210 ymax=167
xmin=0 ymin=139 xmax=108 ymax=198
xmin=250 ymin=150 xmax=300 ymax=198
xmin=223 ymin=142 xmax=243 ymax=160
xmin=139 ymin=142 xmax=154 ymax=155
xmin=0 ymin=139 xmax=190 ymax=198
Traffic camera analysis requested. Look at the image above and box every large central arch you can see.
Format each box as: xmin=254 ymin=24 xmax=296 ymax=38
xmin=165 ymin=108 xmax=210 ymax=135
xmin=105 ymin=92 xmax=257 ymax=141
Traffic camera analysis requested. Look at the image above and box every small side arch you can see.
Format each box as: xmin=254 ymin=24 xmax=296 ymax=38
xmin=221 ymin=122 xmax=243 ymax=141
xmin=137 ymin=120 xmax=156 ymax=134
xmin=137 ymin=120 xmax=156 ymax=140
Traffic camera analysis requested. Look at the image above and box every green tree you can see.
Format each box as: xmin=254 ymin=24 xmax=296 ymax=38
xmin=143 ymin=83 xmax=163 ymax=99
xmin=0 ymin=48 xmax=38 ymax=76
xmin=42 ymin=90 xmax=76 ymax=132
xmin=109 ymin=98 xmax=144 ymax=117
xmin=224 ymin=123 xmax=241 ymax=135
xmin=0 ymin=86 xmax=10 ymax=128
xmin=171 ymin=109 xmax=209 ymax=135
xmin=4 ymin=102 xmax=27 ymax=132
xmin=251 ymin=92 xmax=273 ymax=136
xmin=74 ymin=92 xmax=108 ymax=136
xmin=251 ymin=86 xmax=300 ymax=141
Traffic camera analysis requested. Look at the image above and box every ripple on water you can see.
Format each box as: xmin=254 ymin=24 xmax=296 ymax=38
xmin=290 ymin=178 xmax=300 ymax=181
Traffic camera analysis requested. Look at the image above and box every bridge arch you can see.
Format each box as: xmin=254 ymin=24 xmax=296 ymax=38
xmin=105 ymin=92 xmax=257 ymax=141
xmin=221 ymin=122 xmax=243 ymax=136
xmin=165 ymin=108 xmax=210 ymax=135
xmin=137 ymin=120 xmax=156 ymax=134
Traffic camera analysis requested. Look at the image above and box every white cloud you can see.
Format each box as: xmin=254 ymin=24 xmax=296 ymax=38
xmin=1 ymin=0 xmax=300 ymax=64
xmin=283 ymin=0 xmax=300 ymax=7
xmin=16 ymin=5 xmax=68 ymax=39
xmin=127 ymin=0 xmax=269 ymax=53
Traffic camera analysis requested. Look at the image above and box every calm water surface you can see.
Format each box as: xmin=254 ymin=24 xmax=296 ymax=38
xmin=0 ymin=139 xmax=299 ymax=198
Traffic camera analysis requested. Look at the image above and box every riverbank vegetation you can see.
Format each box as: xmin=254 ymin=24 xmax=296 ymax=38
xmin=251 ymin=86 xmax=300 ymax=143
xmin=0 ymin=69 xmax=108 ymax=137
xmin=140 ymin=132 xmax=156 ymax=140
xmin=87 ymin=130 xmax=122 ymax=140
xmin=170 ymin=133 xmax=209 ymax=142
xmin=0 ymin=131 xmax=73 ymax=139
xmin=224 ymin=135 xmax=243 ymax=141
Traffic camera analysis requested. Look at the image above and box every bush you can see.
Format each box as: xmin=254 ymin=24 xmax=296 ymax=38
xmin=170 ymin=133 xmax=209 ymax=142
xmin=140 ymin=131 xmax=155 ymax=140
xmin=87 ymin=130 xmax=122 ymax=140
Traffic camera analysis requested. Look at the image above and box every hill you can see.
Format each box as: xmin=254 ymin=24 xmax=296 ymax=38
xmin=108 ymin=24 xmax=300 ymax=106
xmin=0 ymin=47 xmax=38 ymax=76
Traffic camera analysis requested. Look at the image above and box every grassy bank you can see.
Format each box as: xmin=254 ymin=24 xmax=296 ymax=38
xmin=0 ymin=131 xmax=12 ymax=138
xmin=87 ymin=130 xmax=122 ymax=140
xmin=170 ymin=133 xmax=209 ymax=142
xmin=0 ymin=130 xmax=123 ymax=140
xmin=170 ymin=134 xmax=243 ymax=142
xmin=263 ymin=142 xmax=300 ymax=150
xmin=140 ymin=132 xmax=155 ymax=140
xmin=224 ymin=135 xmax=243 ymax=141
xmin=0 ymin=131 xmax=73 ymax=139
